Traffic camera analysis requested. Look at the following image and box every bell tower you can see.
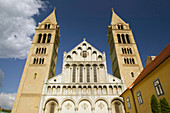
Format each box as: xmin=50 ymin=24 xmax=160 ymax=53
xmin=12 ymin=9 xmax=60 ymax=113
xmin=108 ymin=9 xmax=143 ymax=87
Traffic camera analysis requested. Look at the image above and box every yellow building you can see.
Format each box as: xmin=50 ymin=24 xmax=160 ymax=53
xmin=121 ymin=44 xmax=170 ymax=113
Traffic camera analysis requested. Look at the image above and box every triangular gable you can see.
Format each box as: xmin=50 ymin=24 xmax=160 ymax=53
xmin=66 ymin=39 xmax=103 ymax=55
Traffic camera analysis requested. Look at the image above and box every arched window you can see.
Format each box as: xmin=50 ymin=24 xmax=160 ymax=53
xmin=127 ymin=58 xmax=129 ymax=64
xmin=80 ymin=65 xmax=83 ymax=82
xmin=44 ymin=48 xmax=46 ymax=54
xmin=36 ymin=58 xmax=38 ymax=64
xmin=127 ymin=48 xmax=132 ymax=54
xmin=42 ymin=34 xmax=46 ymax=43
xmin=122 ymin=34 xmax=126 ymax=43
xmin=131 ymin=72 xmax=134 ymax=77
xmin=93 ymin=65 xmax=97 ymax=82
xmin=33 ymin=58 xmax=36 ymax=64
xmin=103 ymin=86 xmax=107 ymax=94
xmin=87 ymin=65 xmax=90 ymax=82
xmin=48 ymin=24 xmax=50 ymax=29
xmin=132 ymin=58 xmax=135 ymax=64
xmin=82 ymin=43 xmax=86 ymax=46
xmin=72 ymin=66 xmax=76 ymax=82
xmin=39 ymin=58 xmax=41 ymax=64
xmin=122 ymin=48 xmax=124 ymax=54
xmin=124 ymin=58 xmax=127 ymax=64
xmin=109 ymin=86 xmax=113 ymax=94
xmin=130 ymin=58 xmax=132 ymax=64
xmin=126 ymin=34 xmax=130 ymax=43
xmin=117 ymin=25 xmax=120 ymax=29
xmin=47 ymin=34 xmax=51 ymax=43
xmin=72 ymin=51 xmax=77 ymax=54
xmin=87 ymin=47 xmax=91 ymax=50
xmin=121 ymin=25 xmax=123 ymax=29
xmin=41 ymin=48 xmax=44 ymax=54
xmin=94 ymin=86 xmax=97 ymax=95
xmin=124 ymin=48 xmax=127 ymax=54
xmin=37 ymin=34 xmax=42 ymax=43
xmin=129 ymin=48 xmax=132 ymax=54
xmin=78 ymin=47 xmax=82 ymax=50
xmin=44 ymin=24 xmax=47 ymax=29
xmin=117 ymin=34 xmax=121 ymax=43
xmin=42 ymin=58 xmax=44 ymax=64
xmin=36 ymin=48 xmax=39 ymax=54
xmin=38 ymin=48 xmax=41 ymax=54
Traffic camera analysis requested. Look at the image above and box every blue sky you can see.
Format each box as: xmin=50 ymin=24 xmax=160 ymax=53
xmin=0 ymin=0 xmax=170 ymax=109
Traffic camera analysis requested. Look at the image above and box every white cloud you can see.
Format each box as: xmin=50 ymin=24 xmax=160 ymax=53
xmin=0 ymin=92 xmax=16 ymax=110
xmin=0 ymin=0 xmax=46 ymax=59
xmin=0 ymin=69 xmax=4 ymax=87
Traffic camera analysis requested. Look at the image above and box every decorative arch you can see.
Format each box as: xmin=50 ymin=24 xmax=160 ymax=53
xmin=78 ymin=98 xmax=93 ymax=106
xmin=111 ymin=98 xmax=125 ymax=113
xmin=94 ymin=98 xmax=109 ymax=107
xmin=61 ymin=98 xmax=76 ymax=106
xmin=44 ymin=98 xmax=59 ymax=110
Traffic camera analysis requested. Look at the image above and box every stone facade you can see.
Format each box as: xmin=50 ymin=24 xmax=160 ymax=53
xmin=108 ymin=9 xmax=143 ymax=87
xmin=11 ymin=10 xmax=60 ymax=113
xmin=39 ymin=39 xmax=126 ymax=113
xmin=12 ymin=9 xmax=144 ymax=113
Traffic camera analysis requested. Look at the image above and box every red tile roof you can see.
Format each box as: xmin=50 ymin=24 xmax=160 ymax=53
xmin=121 ymin=44 xmax=170 ymax=95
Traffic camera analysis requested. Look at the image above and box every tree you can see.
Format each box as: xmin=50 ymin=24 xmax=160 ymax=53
xmin=160 ymin=98 xmax=170 ymax=113
xmin=151 ymin=94 xmax=161 ymax=113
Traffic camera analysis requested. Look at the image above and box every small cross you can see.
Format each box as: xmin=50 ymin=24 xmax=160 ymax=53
xmin=83 ymin=38 xmax=86 ymax=41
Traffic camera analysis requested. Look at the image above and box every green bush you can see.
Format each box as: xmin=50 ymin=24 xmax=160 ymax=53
xmin=151 ymin=94 xmax=161 ymax=113
xmin=160 ymin=98 xmax=170 ymax=113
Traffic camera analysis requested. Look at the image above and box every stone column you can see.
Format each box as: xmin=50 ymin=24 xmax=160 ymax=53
xmin=75 ymin=107 xmax=78 ymax=113
xmin=91 ymin=107 xmax=95 ymax=113
xmin=108 ymin=107 xmax=112 ymax=113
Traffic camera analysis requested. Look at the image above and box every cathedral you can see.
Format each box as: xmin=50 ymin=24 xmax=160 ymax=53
xmin=11 ymin=9 xmax=143 ymax=113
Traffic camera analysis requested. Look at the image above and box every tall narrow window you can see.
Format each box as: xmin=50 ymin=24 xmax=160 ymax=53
xmin=44 ymin=48 xmax=47 ymax=54
xmin=44 ymin=24 xmax=47 ymax=29
xmin=127 ymin=97 xmax=131 ymax=109
xmin=117 ymin=25 xmax=120 ymax=29
xmin=80 ymin=66 xmax=83 ymax=82
xmin=42 ymin=34 xmax=46 ymax=43
xmin=37 ymin=34 xmax=42 ymax=43
xmin=42 ymin=58 xmax=44 ymax=64
xmin=131 ymin=72 xmax=134 ymax=77
xmin=124 ymin=58 xmax=127 ymax=64
xmin=132 ymin=58 xmax=135 ymax=64
xmin=153 ymin=79 xmax=164 ymax=96
xmin=126 ymin=34 xmax=130 ymax=43
xmin=50 ymin=102 xmax=55 ymax=113
xmin=72 ymin=66 xmax=76 ymax=82
xmin=47 ymin=34 xmax=51 ymax=43
xmin=33 ymin=58 xmax=36 ymax=64
xmin=36 ymin=48 xmax=39 ymax=54
xmin=136 ymin=91 xmax=143 ymax=105
xmin=87 ymin=66 xmax=90 ymax=82
xmin=122 ymin=34 xmax=126 ymax=43
xmin=117 ymin=34 xmax=121 ymax=43
xmin=39 ymin=58 xmax=41 ymax=64
xmin=127 ymin=58 xmax=129 ymax=64
xmin=41 ymin=48 xmax=44 ymax=54
xmin=121 ymin=25 xmax=123 ymax=29
xmin=124 ymin=48 xmax=127 ymax=54
xmin=94 ymin=66 xmax=97 ymax=82
xmin=48 ymin=24 xmax=50 ymax=29
xmin=122 ymin=48 xmax=124 ymax=54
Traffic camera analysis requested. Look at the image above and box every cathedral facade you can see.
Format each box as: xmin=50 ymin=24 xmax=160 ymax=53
xmin=12 ymin=9 xmax=143 ymax=113
xmin=39 ymin=38 xmax=125 ymax=113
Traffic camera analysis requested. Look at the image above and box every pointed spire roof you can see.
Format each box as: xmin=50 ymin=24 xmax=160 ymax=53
xmin=110 ymin=8 xmax=127 ymax=25
xmin=41 ymin=8 xmax=57 ymax=24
